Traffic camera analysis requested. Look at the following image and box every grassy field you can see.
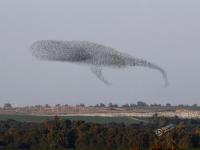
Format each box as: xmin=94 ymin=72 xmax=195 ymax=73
xmin=0 ymin=114 xmax=146 ymax=124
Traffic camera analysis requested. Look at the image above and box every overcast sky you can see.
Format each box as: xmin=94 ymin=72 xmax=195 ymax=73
xmin=0 ymin=0 xmax=200 ymax=106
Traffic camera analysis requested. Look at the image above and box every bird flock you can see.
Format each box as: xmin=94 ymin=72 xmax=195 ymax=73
xmin=30 ymin=40 xmax=168 ymax=86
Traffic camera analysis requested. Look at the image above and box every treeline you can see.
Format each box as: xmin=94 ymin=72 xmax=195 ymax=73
xmin=92 ymin=102 xmax=200 ymax=110
xmin=3 ymin=101 xmax=200 ymax=111
xmin=0 ymin=116 xmax=200 ymax=150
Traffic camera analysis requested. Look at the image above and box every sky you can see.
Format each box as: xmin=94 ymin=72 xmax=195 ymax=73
xmin=0 ymin=0 xmax=200 ymax=106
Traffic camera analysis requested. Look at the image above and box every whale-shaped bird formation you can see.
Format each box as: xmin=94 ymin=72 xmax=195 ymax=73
xmin=30 ymin=40 xmax=168 ymax=86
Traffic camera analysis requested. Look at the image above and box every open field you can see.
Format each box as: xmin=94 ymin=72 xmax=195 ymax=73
xmin=0 ymin=114 xmax=146 ymax=124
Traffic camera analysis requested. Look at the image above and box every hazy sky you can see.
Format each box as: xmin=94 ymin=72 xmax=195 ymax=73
xmin=0 ymin=0 xmax=200 ymax=106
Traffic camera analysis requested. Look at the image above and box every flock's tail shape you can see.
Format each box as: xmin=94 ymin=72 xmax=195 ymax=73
xmin=30 ymin=40 xmax=168 ymax=86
